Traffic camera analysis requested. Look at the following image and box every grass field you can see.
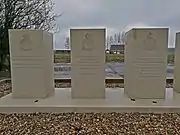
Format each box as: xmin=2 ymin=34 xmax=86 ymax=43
xmin=54 ymin=53 xmax=174 ymax=63
xmin=54 ymin=53 xmax=124 ymax=63
xmin=54 ymin=53 xmax=71 ymax=63
xmin=167 ymin=52 xmax=174 ymax=64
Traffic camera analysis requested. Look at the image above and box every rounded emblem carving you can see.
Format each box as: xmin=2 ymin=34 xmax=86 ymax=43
xmin=82 ymin=33 xmax=94 ymax=51
xmin=20 ymin=34 xmax=32 ymax=51
xmin=143 ymin=32 xmax=157 ymax=51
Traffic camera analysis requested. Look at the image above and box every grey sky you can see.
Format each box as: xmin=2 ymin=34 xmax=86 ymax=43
xmin=53 ymin=0 xmax=180 ymax=49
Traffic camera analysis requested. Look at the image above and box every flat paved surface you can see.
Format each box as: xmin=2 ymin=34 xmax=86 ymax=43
xmin=54 ymin=63 xmax=174 ymax=79
xmin=1 ymin=88 xmax=180 ymax=113
xmin=0 ymin=63 xmax=173 ymax=79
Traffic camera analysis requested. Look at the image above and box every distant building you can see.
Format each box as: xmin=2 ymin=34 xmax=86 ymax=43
xmin=168 ymin=48 xmax=175 ymax=54
xmin=110 ymin=44 xmax=124 ymax=54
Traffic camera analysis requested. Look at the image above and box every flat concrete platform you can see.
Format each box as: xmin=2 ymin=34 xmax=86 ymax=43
xmin=1 ymin=88 xmax=180 ymax=113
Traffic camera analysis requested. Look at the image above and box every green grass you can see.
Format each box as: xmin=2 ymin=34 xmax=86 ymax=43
xmin=54 ymin=53 xmax=71 ymax=63
xmin=54 ymin=53 xmax=124 ymax=63
xmin=167 ymin=53 xmax=174 ymax=64
xmin=106 ymin=54 xmax=124 ymax=62
xmin=54 ymin=53 xmax=174 ymax=63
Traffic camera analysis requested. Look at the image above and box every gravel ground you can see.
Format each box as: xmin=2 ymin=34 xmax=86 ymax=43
xmin=0 ymin=82 xmax=11 ymax=98
xmin=0 ymin=82 xmax=174 ymax=98
xmin=0 ymin=83 xmax=178 ymax=134
xmin=0 ymin=112 xmax=180 ymax=134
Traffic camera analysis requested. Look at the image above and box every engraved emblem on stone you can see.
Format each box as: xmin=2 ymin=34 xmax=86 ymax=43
xmin=82 ymin=33 xmax=94 ymax=51
xmin=20 ymin=34 xmax=32 ymax=51
xmin=143 ymin=32 xmax=156 ymax=51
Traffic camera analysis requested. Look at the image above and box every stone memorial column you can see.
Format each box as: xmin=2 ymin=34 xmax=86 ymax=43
xmin=174 ymin=32 xmax=180 ymax=93
xmin=70 ymin=28 xmax=106 ymax=99
xmin=124 ymin=28 xmax=168 ymax=99
xmin=9 ymin=29 xmax=54 ymax=98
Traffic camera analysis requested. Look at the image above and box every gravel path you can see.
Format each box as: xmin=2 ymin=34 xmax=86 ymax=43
xmin=0 ymin=82 xmax=11 ymax=98
xmin=0 ymin=112 xmax=180 ymax=134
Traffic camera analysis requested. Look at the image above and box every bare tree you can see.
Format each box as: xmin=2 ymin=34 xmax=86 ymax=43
xmin=117 ymin=32 xmax=121 ymax=44
xmin=120 ymin=31 xmax=126 ymax=44
xmin=0 ymin=0 xmax=61 ymax=71
xmin=1 ymin=0 xmax=60 ymax=32
xmin=109 ymin=36 xmax=114 ymax=45
xmin=114 ymin=33 xmax=118 ymax=44
xmin=64 ymin=37 xmax=70 ymax=49
xmin=112 ymin=31 xmax=126 ymax=44
xmin=106 ymin=36 xmax=110 ymax=50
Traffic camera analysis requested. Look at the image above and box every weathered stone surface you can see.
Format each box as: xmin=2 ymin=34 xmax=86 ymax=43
xmin=125 ymin=28 xmax=168 ymax=99
xmin=9 ymin=29 xmax=54 ymax=98
xmin=71 ymin=29 xmax=106 ymax=99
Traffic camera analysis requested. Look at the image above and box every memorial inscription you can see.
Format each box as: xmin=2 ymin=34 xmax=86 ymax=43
xmin=71 ymin=28 xmax=105 ymax=99
xmin=125 ymin=28 xmax=168 ymax=99
xmin=75 ymin=55 xmax=101 ymax=75
xmin=133 ymin=56 xmax=165 ymax=78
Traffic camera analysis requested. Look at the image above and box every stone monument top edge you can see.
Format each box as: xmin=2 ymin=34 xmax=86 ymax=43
xmin=8 ymin=29 xmax=44 ymax=32
xmin=70 ymin=28 xmax=106 ymax=31
xmin=130 ymin=27 xmax=169 ymax=31
xmin=176 ymin=32 xmax=180 ymax=35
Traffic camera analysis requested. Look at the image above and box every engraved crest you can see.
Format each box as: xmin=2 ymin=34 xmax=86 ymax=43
xmin=20 ymin=34 xmax=32 ymax=51
xmin=82 ymin=33 xmax=94 ymax=51
xmin=143 ymin=32 xmax=156 ymax=51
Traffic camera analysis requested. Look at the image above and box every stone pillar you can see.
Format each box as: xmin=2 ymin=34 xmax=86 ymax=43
xmin=9 ymin=29 xmax=54 ymax=98
xmin=124 ymin=28 xmax=168 ymax=99
xmin=174 ymin=32 xmax=180 ymax=93
xmin=70 ymin=29 xmax=106 ymax=99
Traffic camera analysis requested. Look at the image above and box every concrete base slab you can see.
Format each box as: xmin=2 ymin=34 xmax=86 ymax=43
xmin=0 ymin=88 xmax=180 ymax=113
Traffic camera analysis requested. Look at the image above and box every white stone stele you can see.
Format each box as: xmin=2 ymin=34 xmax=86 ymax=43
xmin=125 ymin=28 xmax=169 ymax=99
xmin=1 ymin=88 xmax=180 ymax=113
xmin=8 ymin=29 xmax=54 ymax=98
xmin=70 ymin=28 xmax=106 ymax=99
xmin=174 ymin=32 xmax=180 ymax=93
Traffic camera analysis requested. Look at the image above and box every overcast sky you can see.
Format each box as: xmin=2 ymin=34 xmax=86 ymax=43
xmin=52 ymin=0 xmax=180 ymax=49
